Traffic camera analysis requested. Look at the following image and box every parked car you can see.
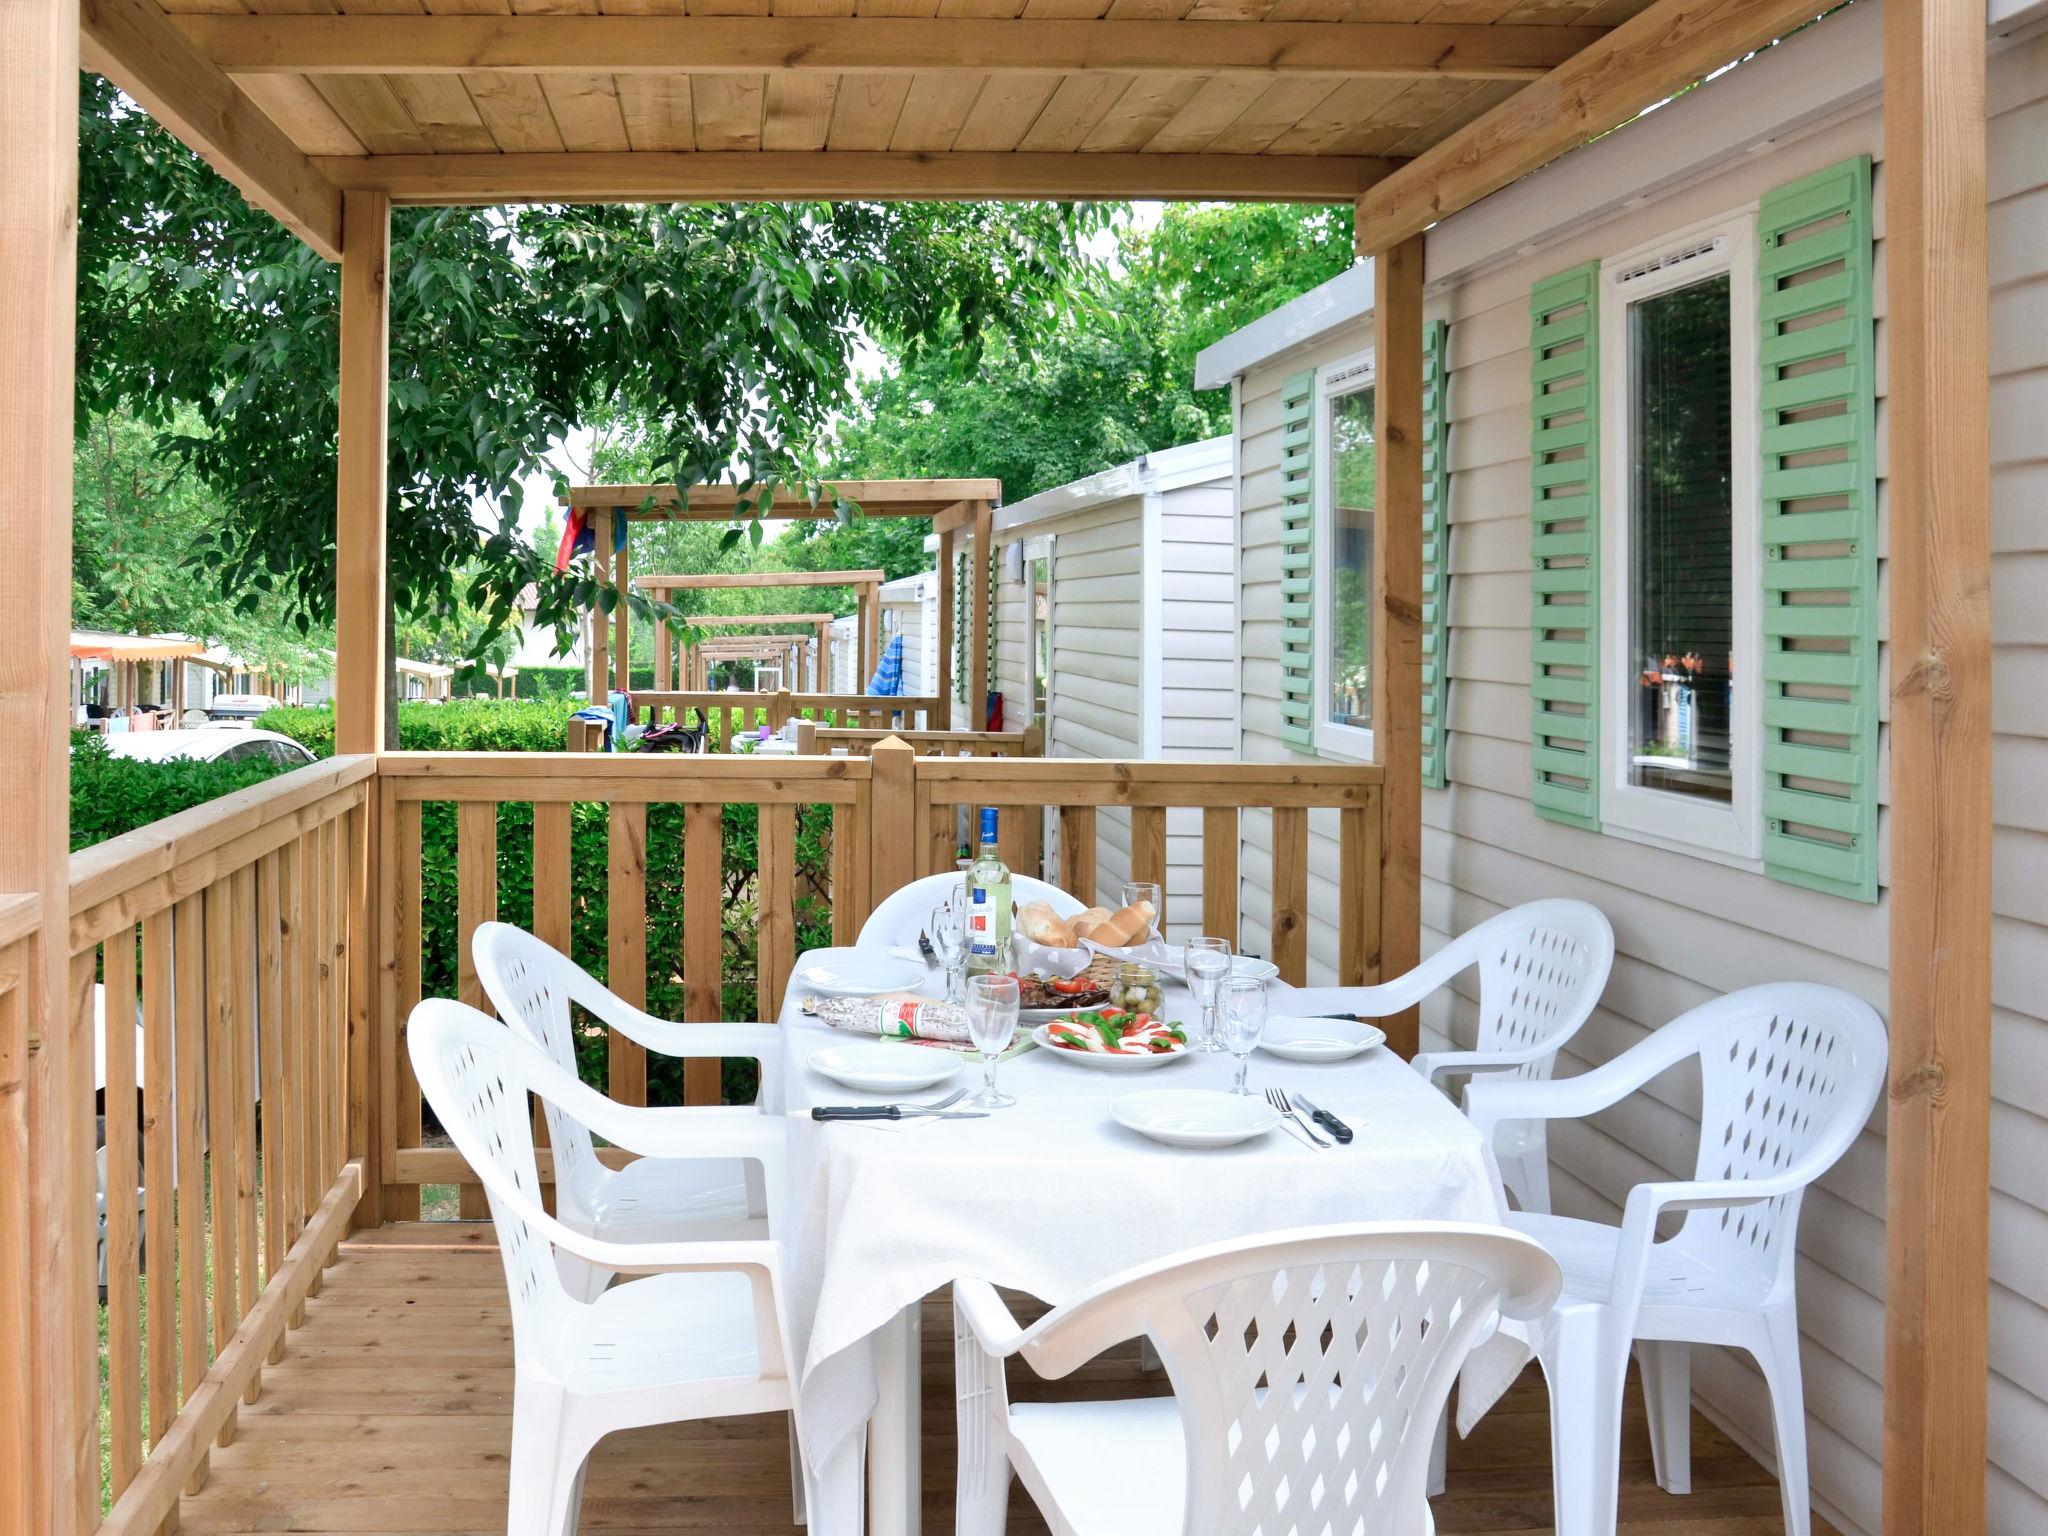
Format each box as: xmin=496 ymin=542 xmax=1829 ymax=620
xmin=206 ymin=691 xmax=282 ymax=722
xmin=100 ymin=728 xmax=315 ymax=770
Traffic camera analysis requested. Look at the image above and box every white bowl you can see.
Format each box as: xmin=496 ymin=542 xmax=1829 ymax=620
xmin=1257 ymin=1015 xmax=1386 ymax=1062
xmin=794 ymin=954 xmax=930 ymax=998
xmin=807 ymin=1042 xmax=962 ymax=1093
xmin=1110 ymin=1089 xmax=1281 ymax=1148
xmin=1031 ymin=1024 xmax=1192 ymax=1071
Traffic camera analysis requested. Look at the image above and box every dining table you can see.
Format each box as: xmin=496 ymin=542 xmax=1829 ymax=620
xmin=773 ymin=943 xmax=1530 ymax=1536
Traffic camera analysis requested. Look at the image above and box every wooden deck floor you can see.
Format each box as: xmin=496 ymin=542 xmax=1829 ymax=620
xmin=178 ymin=1224 xmax=1826 ymax=1536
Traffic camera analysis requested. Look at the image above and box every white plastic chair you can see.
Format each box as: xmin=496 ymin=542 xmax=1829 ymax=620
xmin=473 ymin=921 xmax=785 ymax=1302
xmin=855 ymin=870 xmax=1085 ymax=951
xmin=409 ymin=999 xmax=813 ymax=1536
xmin=953 ymin=1221 xmax=1562 ymax=1536
xmin=1465 ymin=982 xmax=1887 ymax=1536
xmin=1303 ymin=899 xmax=1614 ymax=1213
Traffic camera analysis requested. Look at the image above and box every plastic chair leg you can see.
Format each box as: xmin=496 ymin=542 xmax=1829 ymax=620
xmin=1760 ymin=1308 xmax=1812 ymax=1536
xmin=1543 ymin=1309 xmax=1627 ymax=1536
xmin=558 ymin=1458 xmax=590 ymax=1536
xmin=553 ymin=1250 xmax=613 ymax=1304
xmin=1427 ymin=1401 xmax=1448 ymax=1498
xmin=1499 ymin=1138 xmax=1552 ymax=1216
xmin=1638 ymin=1340 xmax=1692 ymax=1495
xmin=790 ymin=1413 xmax=808 ymax=1526
xmin=506 ymin=1383 xmax=573 ymax=1536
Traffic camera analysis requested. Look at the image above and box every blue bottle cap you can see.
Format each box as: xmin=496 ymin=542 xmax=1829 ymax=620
xmin=979 ymin=806 xmax=1000 ymax=845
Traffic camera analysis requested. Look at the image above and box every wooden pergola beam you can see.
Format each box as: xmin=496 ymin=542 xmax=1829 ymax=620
xmin=1351 ymin=0 xmax=1838 ymax=254
xmin=575 ymin=480 xmax=998 ymax=515
xmin=181 ymin=15 xmax=1604 ymax=80
xmin=1881 ymin=0 xmax=1992 ymax=1528
xmin=635 ymin=570 xmax=885 ymax=591
xmin=79 ymin=0 xmax=342 ymax=261
xmin=323 ymin=151 xmax=1395 ymax=208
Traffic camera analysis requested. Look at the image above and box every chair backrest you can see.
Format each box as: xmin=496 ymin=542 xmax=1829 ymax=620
xmin=470 ymin=921 xmax=608 ymax=1224
xmin=1014 ymin=1222 xmax=1560 ymax=1536
xmin=855 ymin=871 xmax=1085 ymax=951
xmin=407 ymin=999 xmax=585 ymax=1377
xmin=1452 ymin=899 xmax=1613 ymax=1079
xmin=1669 ymin=983 xmax=1887 ymax=1285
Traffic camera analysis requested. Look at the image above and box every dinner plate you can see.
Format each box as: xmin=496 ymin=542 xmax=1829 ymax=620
xmin=1227 ymin=956 xmax=1281 ymax=984
xmin=807 ymin=1042 xmax=962 ymax=1093
xmin=793 ymin=955 xmax=929 ymax=997
xmin=1257 ymin=1015 xmax=1386 ymax=1062
xmin=1031 ymin=1024 xmax=1192 ymax=1070
xmin=1111 ymin=1089 xmax=1280 ymax=1147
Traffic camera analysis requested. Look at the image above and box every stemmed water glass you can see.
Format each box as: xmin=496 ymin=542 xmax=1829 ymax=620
xmin=1120 ymin=881 xmax=1162 ymax=940
xmin=1183 ymin=936 xmax=1233 ymax=1052
xmin=930 ymin=896 xmax=968 ymax=1005
xmin=1217 ymin=976 xmax=1269 ymax=1097
xmin=963 ymin=973 xmax=1020 ymax=1109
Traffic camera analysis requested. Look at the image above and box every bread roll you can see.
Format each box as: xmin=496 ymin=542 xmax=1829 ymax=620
xmin=1092 ymin=903 xmax=1151 ymax=948
xmin=1068 ymin=906 xmax=1115 ymax=940
xmin=1018 ymin=900 xmax=1076 ymax=948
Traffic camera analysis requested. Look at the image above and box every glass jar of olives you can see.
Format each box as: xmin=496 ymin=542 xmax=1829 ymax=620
xmin=1112 ymin=961 xmax=1165 ymax=1016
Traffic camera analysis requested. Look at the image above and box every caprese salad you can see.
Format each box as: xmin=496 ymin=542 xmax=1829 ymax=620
xmin=1042 ymin=1007 xmax=1189 ymax=1056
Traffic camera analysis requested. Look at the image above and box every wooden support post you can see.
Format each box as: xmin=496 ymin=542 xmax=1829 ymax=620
xmin=336 ymin=190 xmax=389 ymax=756
xmin=935 ymin=524 xmax=956 ymax=728
xmin=854 ymin=589 xmax=868 ymax=691
xmin=334 ymin=189 xmax=389 ymax=1226
xmin=969 ymin=502 xmax=993 ymax=729
xmin=1882 ymin=0 xmax=1992 ymax=1529
xmin=1370 ymin=236 xmax=1424 ymax=1058
xmin=653 ymin=588 xmax=670 ymax=692
xmin=869 ymin=737 xmax=917 ymax=910
xmin=587 ymin=507 xmax=612 ymax=701
xmin=0 ymin=0 xmax=88 ymax=1520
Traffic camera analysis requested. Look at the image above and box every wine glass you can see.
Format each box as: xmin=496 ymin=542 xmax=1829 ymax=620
xmin=1120 ymin=881 xmax=1162 ymax=941
xmin=1183 ymin=936 xmax=1233 ymax=1052
xmin=1217 ymin=976 xmax=1268 ymax=1097
xmin=963 ymin=973 xmax=1020 ymax=1109
xmin=930 ymin=897 xmax=968 ymax=1005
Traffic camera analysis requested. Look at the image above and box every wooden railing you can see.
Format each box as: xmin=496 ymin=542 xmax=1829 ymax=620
xmin=374 ymin=742 xmax=1385 ymax=1201
xmin=73 ymin=757 xmax=373 ymax=1536
xmin=622 ymin=689 xmax=944 ymax=744
xmin=793 ymin=721 xmax=1043 ymax=757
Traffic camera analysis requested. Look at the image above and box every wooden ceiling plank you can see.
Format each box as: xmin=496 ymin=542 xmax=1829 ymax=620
xmin=462 ymin=71 xmax=568 ymax=149
xmin=691 ymin=73 xmax=768 ymax=149
xmin=1135 ymin=70 xmax=1266 ymax=151
xmin=180 ymin=15 xmax=1611 ymax=78
xmin=760 ymin=75 xmax=836 ymax=149
xmin=237 ymin=76 xmax=372 ymax=156
xmin=1261 ymin=73 xmax=1404 ymax=152
xmin=888 ymin=72 xmax=987 ymax=150
xmin=1016 ymin=70 xmax=1134 ymax=150
xmin=540 ymin=72 xmax=633 ymax=149
xmin=314 ymin=146 xmax=1399 ymax=200
xmin=1199 ymin=73 xmax=1345 ymax=152
xmin=1077 ymin=71 xmax=1202 ymax=150
xmin=1355 ymin=0 xmax=1844 ymax=251
xmin=617 ymin=74 xmax=697 ymax=149
xmin=823 ymin=72 xmax=913 ymax=148
xmin=79 ymin=0 xmax=345 ymax=256
xmin=948 ymin=71 xmax=1061 ymax=149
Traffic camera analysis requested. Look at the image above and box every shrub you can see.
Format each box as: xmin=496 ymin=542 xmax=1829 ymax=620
xmin=70 ymin=732 xmax=296 ymax=851
xmin=259 ymin=697 xmax=579 ymax=757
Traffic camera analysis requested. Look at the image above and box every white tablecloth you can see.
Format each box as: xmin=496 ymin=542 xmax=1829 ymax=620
xmin=777 ymin=948 xmax=1529 ymax=1479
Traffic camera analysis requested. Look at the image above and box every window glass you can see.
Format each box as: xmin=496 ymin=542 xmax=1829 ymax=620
xmin=1627 ymin=272 xmax=1734 ymax=803
xmin=1327 ymin=384 xmax=1376 ymax=732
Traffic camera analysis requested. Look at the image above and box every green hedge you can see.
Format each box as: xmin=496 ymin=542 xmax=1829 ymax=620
xmin=70 ymin=731 xmax=296 ymax=851
xmin=258 ymin=698 xmax=579 ymax=756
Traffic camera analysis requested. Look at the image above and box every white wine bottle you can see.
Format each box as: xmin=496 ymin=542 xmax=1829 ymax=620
xmin=963 ymin=806 xmax=1013 ymax=977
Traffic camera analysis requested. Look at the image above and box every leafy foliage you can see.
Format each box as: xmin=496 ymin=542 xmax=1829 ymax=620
xmin=76 ymin=75 xmax=1096 ymax=672
xmin=256 ymin=699 xmax=575 ymax=757
xmin=69 ymin=733 xmax=295 ymax=851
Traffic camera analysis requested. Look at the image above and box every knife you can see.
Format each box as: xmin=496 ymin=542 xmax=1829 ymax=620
xmin=811 ymin=1104 xmax=989 ymax=1121
xmin=1292 ymin=1093 xmax=1354 ymax=1144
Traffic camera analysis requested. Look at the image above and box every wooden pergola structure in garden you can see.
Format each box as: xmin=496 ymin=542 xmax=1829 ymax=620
xmin=629 ymin=572 xmax=877 ymax=695
xmin=568 ymin=479 xmax=999 ymax=714
xmin=675 ymin=612 xmax=835 ymax=692
xmin=2 ymin=0 xmax=1996 ymax=1532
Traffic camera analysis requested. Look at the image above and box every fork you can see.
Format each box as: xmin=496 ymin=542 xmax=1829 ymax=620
xmin=812 ymin=1088 xmax=982 ymax=1121
xmin=1266 ymin=1087 xmax=1330 ymax=1150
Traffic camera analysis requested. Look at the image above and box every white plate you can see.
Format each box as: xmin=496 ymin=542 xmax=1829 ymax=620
xmin=1257 ymin=1015 xmax=1386 ymax=1062
xmin=1112 ymin=1089 xmax=1280 ymax=1147
xmin=1228 ymin=957 xmax=1281 ymax=984
xmin=807 ymin=1042 xmax=962 ymax=1093
xmin=1031 ymin=1024 xmax=1192 ymax=1070
xmin=793 ymin=955 xmax=930 ymax=997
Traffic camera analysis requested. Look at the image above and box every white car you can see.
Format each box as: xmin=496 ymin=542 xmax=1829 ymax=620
xmin=205 ymin=691 xmax=283 ymax=722
xmin=100 ymin=728 xmax=315 ymax=770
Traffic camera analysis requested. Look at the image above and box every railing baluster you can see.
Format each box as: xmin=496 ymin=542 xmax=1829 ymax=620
xmin=1059 ymin=805 xmax=1097 ymax=907
xmin=682 ymin=802 xmax=722 ymax=1105
xmin=171 ymin=894 xmax=207 ymax=1438
xmin=141 ymin=910 xmax=175 ymax=1452
xmin=105 ymin=924 xmax=142 ymax=1496
xmin=257 ymin=854 xmax=286 ymax=1308
xmin=757 ymin=803 xmax=795 ymax=1021
xmin=607 ymin=802 xmax=648 ymax=1106
xmin=202 ymin=877 xmax=240 ymax=1432
xmin=531 ymin=801 xmax=571 ymax=1156
xmin=455 ymin=803 xmax=497 ymax=1212
xmin=1338 ymin=806 xmax=1377 ymax=988
xmin=1202 ymin=807 xmax=1239 ymax=949
xmin=232 ymin=865 xmax=260 ymax=1334
xmin=1270 ymin=806 xmax=1310 ymax=986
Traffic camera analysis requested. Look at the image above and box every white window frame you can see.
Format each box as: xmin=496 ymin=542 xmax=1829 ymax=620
xmin=1312 ymin=347 xmax=1377 ymax=762
xmin=1596 ymin=210 xmax=1763 ymax=864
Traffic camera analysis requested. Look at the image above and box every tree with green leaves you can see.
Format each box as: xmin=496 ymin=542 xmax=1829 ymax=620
xmin=76 ymin=76 xmax=1097 ymax=737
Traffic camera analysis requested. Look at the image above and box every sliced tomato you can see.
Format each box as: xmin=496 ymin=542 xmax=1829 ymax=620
xmin=1049 ymin=976 xmax=1096 ymax=995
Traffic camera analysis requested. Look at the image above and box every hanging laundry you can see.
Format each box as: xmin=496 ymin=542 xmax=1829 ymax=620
xmin=866 ymin=633 xmax=905 ymax=697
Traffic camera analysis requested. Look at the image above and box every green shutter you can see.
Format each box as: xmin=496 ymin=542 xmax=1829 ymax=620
xmin=1421 ymin=319 xmax=1452 ymax=789
xmin=1278 ymin=367 xmax=1317 ymax=751
xmin=1528 ymin=262 xmax=1601 ymax=830
xmin=1757 ymin=156 xmax=1878 ymax=901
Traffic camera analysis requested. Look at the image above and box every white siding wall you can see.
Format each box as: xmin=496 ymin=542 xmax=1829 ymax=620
xmin=1159 ymin=480 xmax=1240 ymax=940
xmin=995 ymin=558 xmax=1031 ymax=735
xmin=1229 ymin=33 xmax=2048 ymax=1535
xmin=1047 ymin=501 xmax=1144 ymax=900
xmin=882 ymin=596 xmax=927 ymax=696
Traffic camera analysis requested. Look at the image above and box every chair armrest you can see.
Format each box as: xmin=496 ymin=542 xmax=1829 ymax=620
xmin=562 ymin=981 xmax=785 ymax=1108
xmin=518 ymin=1041 xmax=787 ymax=1170
xmin=953 ymin=1277 xmax=1028 ymax=1358
xmin=1411 ymin=1045 xmax=1555 ymax=1089
xmin=1464 ymin=1035 xmax=1680 ymax=1145
xmin=1603 ymin=1176 xmax=1786 ymax=1321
